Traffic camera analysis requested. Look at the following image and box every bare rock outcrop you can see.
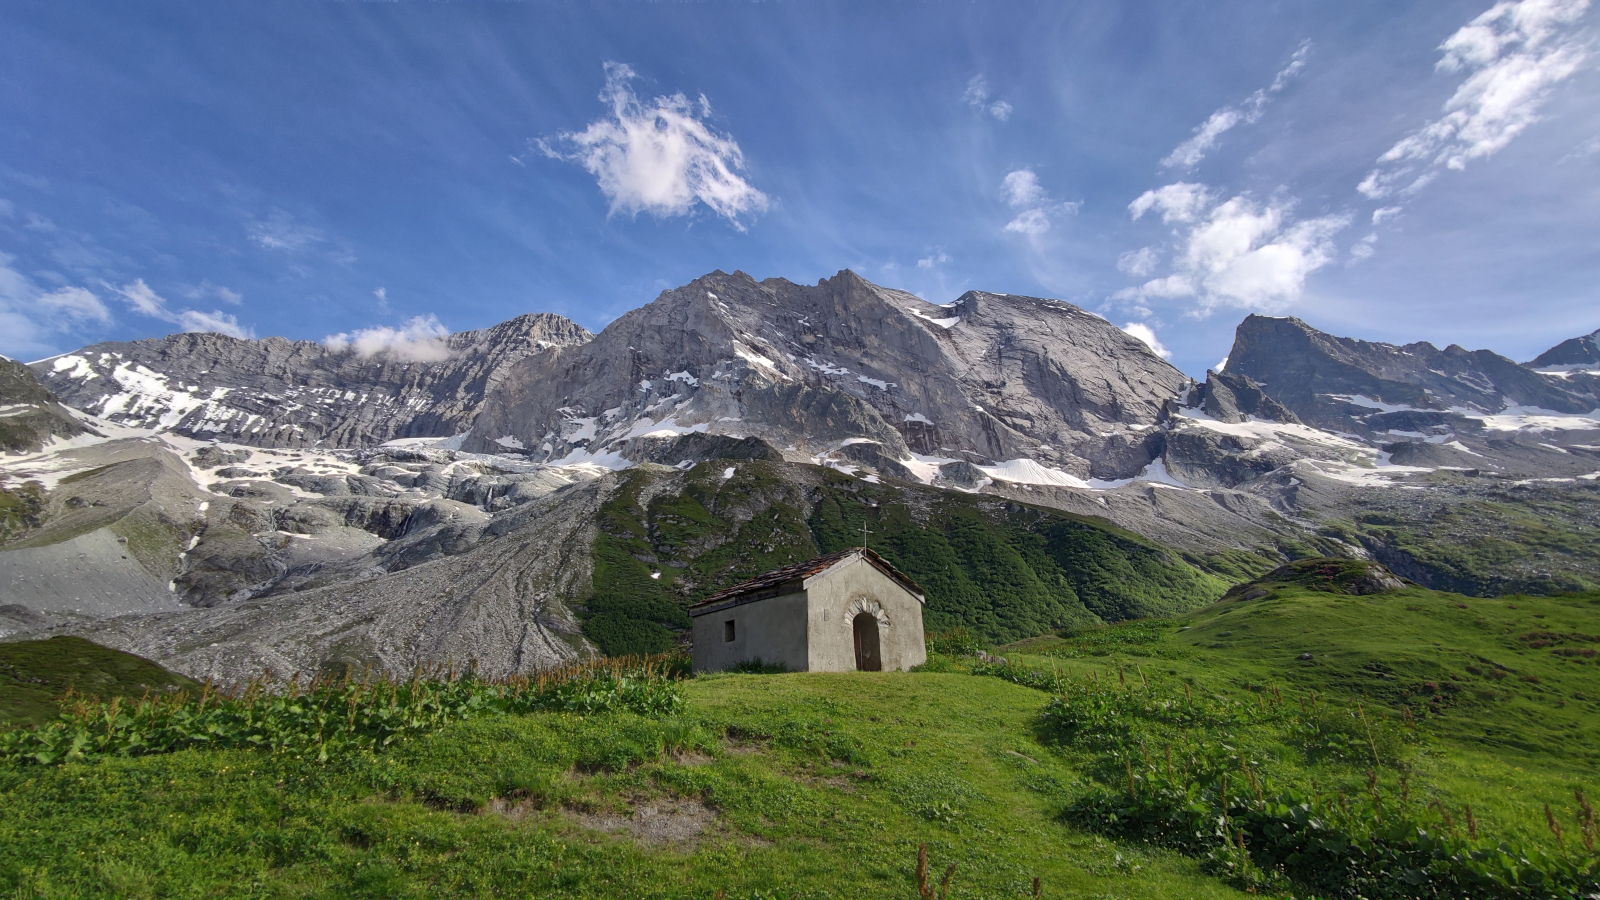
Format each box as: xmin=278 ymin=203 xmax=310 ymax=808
xmin=31 ymin=314 xmax=592 ymax=448
xmin=467 ymin=270 xmax=1187 ymax=481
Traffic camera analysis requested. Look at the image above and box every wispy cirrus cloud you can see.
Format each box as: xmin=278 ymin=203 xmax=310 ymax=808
xmin=537 ymin=62 xmax=768 ymax=230
xmin=1358 ymin=0 xmax=1591 ymax=200
xmin=110 ymin=278 xmax=252 ymax=339
xmin=324 ymin=314 xmax=452 ymax=363
xmin=962 ymin=75 xmax=1013 ymax=121
xmin=1162 ymin=41 xmax=1311 ymax=170
xmin=1118 ymin=185 xmax=1351 ymax=315
xmin=1000 ymin=169 xmax=1081 ymax=237
xmin=247 ymin=210 xmax=324 ymax=252
xmin=0 ymin=253 xmax=111 ymax=359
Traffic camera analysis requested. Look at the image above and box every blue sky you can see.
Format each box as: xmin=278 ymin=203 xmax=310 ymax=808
xmin=2 ymin=0 xmax=1596 ymax=377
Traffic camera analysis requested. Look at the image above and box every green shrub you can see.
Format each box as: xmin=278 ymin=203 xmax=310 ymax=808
xmin=0 ymin=655 xmax=686 ymax=767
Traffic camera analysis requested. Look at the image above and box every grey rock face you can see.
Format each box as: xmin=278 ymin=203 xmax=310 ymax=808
xmin=0 ymin=355 xmax=93 ymax=454
xmin=1209 ymin=315 xmax=1600 ymax=481
xmin=1191 ymin=370 xmax=1301 ymax=425
xmin=56 ymin=477 xmax=606 ymax=684
xmin=468 ymin=270 xmax=1186 ymax=481
xmin=31 ymin=314 xmax=592 ymax=448
xmin=8 ymin=271 xmax=1600 ymax=678
xmin=1224 ymin=315 xmax=1599 ymax=432
xmin=1529 ymin=327 xmax=1600 ymax=368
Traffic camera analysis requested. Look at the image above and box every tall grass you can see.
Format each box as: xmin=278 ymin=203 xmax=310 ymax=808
xmin=0 ymin=654 xmax=688 ymax=767
xmin=973 ymin=657 xmax=1600 ymax=899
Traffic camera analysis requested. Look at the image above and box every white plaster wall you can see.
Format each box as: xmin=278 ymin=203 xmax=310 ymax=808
xmin=804 ymin=558 xmax=927 ymax=672
xmin=690 ymin=590 xmax=810 ymax=673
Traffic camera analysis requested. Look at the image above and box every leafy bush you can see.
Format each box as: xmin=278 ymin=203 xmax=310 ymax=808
xmin=925 ymin=626 xmax=985 ymax=657
xmin=1068 ymin=764 xmax=1600 ymax=899
xmin=976 ymin=664 xmax=1600 ymax=899
xmin=0 ymin=655 xmax=687 ymax=767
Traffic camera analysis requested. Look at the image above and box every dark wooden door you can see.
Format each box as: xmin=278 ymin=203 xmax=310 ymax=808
xmin=853 ymin=613 xmax=881 ymax=671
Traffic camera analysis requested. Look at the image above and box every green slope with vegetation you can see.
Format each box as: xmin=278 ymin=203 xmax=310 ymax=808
xmin=993 ymin=560 xmax=1600 ymax=896
xmin=3 ymin=562 xmax=1595 ymax=897
xmin=582 ymin=461 xmax=1230 ymax=656
xmin=0 ymin=636 xmax=199 ymax=726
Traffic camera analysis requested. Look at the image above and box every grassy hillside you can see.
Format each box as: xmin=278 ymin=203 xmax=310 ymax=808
xmin=1325 ymin=477 xmax=1600 ymax=596
xmin=0 ymin=636 xmax=199 ymax=726
xmin=1 ymin=670 xmax=1247 ymax=900
xmin=996 ymin=563 xmax=1600 ymax=893
xmin=2 ymin=570 xmax=1594 ymax=898
xmin=583 ymin=461 xmax=1230 ymax=655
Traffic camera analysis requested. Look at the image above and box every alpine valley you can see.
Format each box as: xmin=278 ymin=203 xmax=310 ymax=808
xmin=3 ymin=269 xmax=1598 ymax=682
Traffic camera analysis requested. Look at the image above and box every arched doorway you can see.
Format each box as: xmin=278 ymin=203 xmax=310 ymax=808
xmin=853 ymin=613 xmax=881 ymax=671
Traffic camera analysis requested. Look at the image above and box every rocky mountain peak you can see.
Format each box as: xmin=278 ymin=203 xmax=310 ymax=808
xmin=30 ymin=312 xmax=592 ymax=448
xmin=1224 ymin=314 xmax=1599 ymax=437
xmin=465 ymin=269 xmax=1187 ymax=481
xmin=1529 ymin=326 xmax=1600 ymax=369
xmin=0 ymin=355 xmax=93 ymax=454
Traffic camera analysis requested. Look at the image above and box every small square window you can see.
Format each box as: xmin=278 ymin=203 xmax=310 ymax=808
xmin=724 ymin=620 xmax=736 ymax=642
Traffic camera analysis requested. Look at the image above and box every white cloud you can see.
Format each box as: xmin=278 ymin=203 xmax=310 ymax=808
xmin=39 ymin=286 xmax=110 ymax=324
xmin=1163 ymin=107 xmax=1248 ymax=171
xmin=115 ymin=278 xmax=168 ymax=317
xmin=1371 ymin=206 xmax=1404 ymax=225
xmin=1002 ymin=170 xmax=1046 ymax=207
xmin=916 ymin=251 xmax=951 ymax=269
xmin=538 ymin=62 xmax=768 ymax=229
xmin=188 ymin=280 xmax=242 ymax=305
xmin=111 ymin=278 xmax=252 ymax=339
xmin=962 ymin=75 xmax=1013 ymax=121
xmin=1349 ymin=233 xmax=1379 ymax=264
xmin=1359 ymin=0 xmax=1589 ymax=200
xmin=1000 ymin=169 xmax=1081 ymax=237
xmin=1120 ymin=186 xmax=1352 ymax=314
xmin=1004 ymin=208 xmax=1053 ymax=235
xmin=1121 ymin=322 xmax=1172 ymax=358
xmin=0 ymin=254 xmax=109 ymax=359
xmin=177 ymin=309 xmax=249 ymax=338
xmin=247 ymin=210 xmax=324 ymax=252
xmin=1117 ymin=246 xmax=1161 ymax=277
xmin=1162 ymin=41 xmax=1311 ymax=169
xmin=324 ymin=315 xmax=452 ymax=363
xmin=1129 ymin=182 xmax=1213 ymax=223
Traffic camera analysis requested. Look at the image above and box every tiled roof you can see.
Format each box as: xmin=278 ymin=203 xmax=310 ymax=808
xmin=689 ymin=547 xmax=925 ymax=610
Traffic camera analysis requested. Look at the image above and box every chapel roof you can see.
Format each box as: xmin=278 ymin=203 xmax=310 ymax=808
xmin=688 ymin=547 xmax=925 ymax=613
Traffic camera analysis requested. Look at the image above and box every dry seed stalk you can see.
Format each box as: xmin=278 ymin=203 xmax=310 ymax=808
xmin=917 ymin=844 xmax=931 ymax=899
xmin=1465 ymin=804 xmax=1478 ymax=840
xmin=1431 ymin=801 xmax=1455 ymax=834
xmin=1546 ymin=803 xmax=1565 ymax=848
xmin=1577 ymin=789 xmax=1597 ymax=852
xmin=1367 ymin=770 xmax=1383 ymax=824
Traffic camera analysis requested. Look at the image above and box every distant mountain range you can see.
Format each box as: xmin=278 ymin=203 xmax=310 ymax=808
xmin=3 ymin=270 xmax=1597 ymax=681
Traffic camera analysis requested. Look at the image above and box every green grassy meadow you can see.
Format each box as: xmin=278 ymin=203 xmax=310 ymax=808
xmin=1 ymin=672 xmax=1243 ymax=900
xmin=1 ymin=566 xmax=1597 ymax=898
xmin=0 ymin=636 xmax=199 ymax=726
